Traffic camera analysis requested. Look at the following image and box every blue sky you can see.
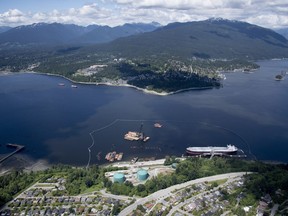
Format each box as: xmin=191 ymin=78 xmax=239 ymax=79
xmin=0 ymin=0 xmax=287 ymax=28
xmin=0 ymin=0 xmax=86 ymax=12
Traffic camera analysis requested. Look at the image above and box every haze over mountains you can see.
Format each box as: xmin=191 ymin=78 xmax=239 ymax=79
xmin=0 ymin=26 xmax=12 ymax=34
xmin=275 ymin=28 xmax=288 ymax=40
xmin=0 ymin=22 xmax=160 ymax=45
xmin=0 ymin=18 xmax=287 ymax=60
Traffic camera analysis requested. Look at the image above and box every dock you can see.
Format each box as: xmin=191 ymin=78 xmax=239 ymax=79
xmin=187 ymin=150 xmax=247 ymax=159
xmin=0 ymin=144 xmax=25 ymax=164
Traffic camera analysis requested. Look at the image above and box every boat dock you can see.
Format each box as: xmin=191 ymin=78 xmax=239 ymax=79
xmin=0 ymin=144 xmax=25 ymax=164
xmin=191 ymin=150 xmax=247 ymax=159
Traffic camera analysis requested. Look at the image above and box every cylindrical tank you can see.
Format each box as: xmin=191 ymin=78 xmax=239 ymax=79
xmin=172 ymin=163 xmax=178 ymax=169
xmin=113 ymin=172 xmax=125 ymax=183
xmin=137 ymin=169 xmax=148 ymax=181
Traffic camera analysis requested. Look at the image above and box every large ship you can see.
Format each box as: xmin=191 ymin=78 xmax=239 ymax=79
xmin=186 ymin=144 xmax=238 ymax=156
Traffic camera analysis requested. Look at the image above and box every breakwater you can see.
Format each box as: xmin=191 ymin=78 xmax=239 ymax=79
xmin=0 ymin=144 xmax=25 ymax=164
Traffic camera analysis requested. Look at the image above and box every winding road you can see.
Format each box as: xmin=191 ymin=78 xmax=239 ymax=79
xmin=119 ymin=172 xmax=250 ymax=216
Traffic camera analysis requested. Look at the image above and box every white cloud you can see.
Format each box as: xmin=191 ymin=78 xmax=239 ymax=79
xmin=0 ymin=9 xmax=27 ymax=25
xmin=114 ymin=0 xmax=251 ymax=9
xmin=246 ymin=14 xmax=288 ymax=29
xmin=0 ymin=1 xmax=287 ymax=29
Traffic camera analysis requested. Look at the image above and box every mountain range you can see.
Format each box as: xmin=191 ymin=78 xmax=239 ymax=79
xmin=0 ymin=26 xmax=12 ymax=34
xmin=0 ymin=22 xmax=160 ymax=45
xmin=275 ymin=28 xmax=288 ymax=39
xmin=0 ymin=19 xmax=287 ymax=60
xmin=91 ymin=18 xmax=288 ymax=60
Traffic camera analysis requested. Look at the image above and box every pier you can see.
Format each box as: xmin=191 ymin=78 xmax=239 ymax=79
xmin=0 ymin=144 xmax=25 ymax=164
xmin=188 ymin=149 xmax=247 ymax=159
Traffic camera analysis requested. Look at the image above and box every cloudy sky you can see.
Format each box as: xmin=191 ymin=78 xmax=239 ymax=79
xmin=0 ymin=0 xmax=287 ymax=29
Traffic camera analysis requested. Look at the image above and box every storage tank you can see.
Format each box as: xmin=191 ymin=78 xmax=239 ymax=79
xmin=172 ymin=163 xmax=178 ymax=169
xmin=137 ymin=169 xmax=148 ymax=181
xmin=113 ymin=172 xmax=125 ymax=183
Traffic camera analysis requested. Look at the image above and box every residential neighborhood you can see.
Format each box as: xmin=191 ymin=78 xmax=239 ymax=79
xmin=1 ymin=170 xmax=283 ymax=216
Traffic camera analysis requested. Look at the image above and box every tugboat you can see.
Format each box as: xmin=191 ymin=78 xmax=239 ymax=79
xmin=154 ymin=123 xmax=162 ymax=128
xmin=131 ymin=157 xmax=138 ymax=163
xmin=275 ymin=71 xmax=286 ymax=81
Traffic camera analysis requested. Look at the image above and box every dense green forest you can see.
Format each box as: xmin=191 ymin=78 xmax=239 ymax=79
xmin=0 ymin=170 xmax=38 ymax=207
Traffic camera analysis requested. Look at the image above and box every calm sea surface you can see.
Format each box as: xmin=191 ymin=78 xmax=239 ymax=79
xmin=0 ymin=60 xmax=288 ymax=166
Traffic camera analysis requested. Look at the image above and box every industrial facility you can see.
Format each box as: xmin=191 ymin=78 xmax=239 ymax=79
xmin=113 ymin=172 xmax=125 ymax=183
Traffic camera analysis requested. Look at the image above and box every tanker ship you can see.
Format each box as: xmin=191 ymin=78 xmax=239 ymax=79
xmin=186 ymin=144 xmax=238 ymax=156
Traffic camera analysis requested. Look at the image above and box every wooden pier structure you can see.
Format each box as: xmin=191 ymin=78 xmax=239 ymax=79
xmin=0 ymin=144 xmax=25 ymax=164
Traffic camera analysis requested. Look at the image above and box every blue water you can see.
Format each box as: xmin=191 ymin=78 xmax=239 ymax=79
xmin=0 ymin=60 xmax=288 ymax=166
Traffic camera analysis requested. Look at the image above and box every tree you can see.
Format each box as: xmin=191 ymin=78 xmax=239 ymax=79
xmin=136 ymin=184 xmax=146 ymax=193
xmin=136 ymin=204 xmax=146 ymax=213
xmin=85 ymin=178 xmax=93 ymax=188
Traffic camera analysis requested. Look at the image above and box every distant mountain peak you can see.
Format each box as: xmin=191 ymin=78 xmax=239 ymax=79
xmin=102 ymin=19 xmax=288 ymax=60
xmin=0 ymin=22 xmax=160 ymax=45
xmin=206 ymin=17 xmax=246 ymax=25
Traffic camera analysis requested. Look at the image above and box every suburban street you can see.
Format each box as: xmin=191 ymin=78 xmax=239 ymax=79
xmin=119 ymin=172 xmax=249 ymax=216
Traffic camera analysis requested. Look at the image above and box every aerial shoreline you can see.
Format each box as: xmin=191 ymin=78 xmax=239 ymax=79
xmin=0 ymin=71 xmax=214 ymax=96
xmin=1 ymin=152 xmax=287 ymax=177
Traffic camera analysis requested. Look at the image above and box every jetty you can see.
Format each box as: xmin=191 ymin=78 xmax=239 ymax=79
xmin=189 ymin=150 xmax=247 ymax=159
xmin=0 ymin=144 xmax=25 ymax=164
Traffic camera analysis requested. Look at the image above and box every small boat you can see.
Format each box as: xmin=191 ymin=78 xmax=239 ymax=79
xmin=274 ymin=75 xmax=284 ymax=81
xmin=143 ymin=136 xmax=150 ymax=142
xmin=71 ymin=84 xmax=78 ymax=88
xmin=115 ymin=152 xmax=123 ymax=160
xmin=58 ymin=83 xmax=65 ymax=86
xmin=97 ymin=151 xmax=101 ymax=161
xmin=131 ymin=157 xmax=138 ymax=163
xmin=154 ymin=123 xmax=162 ymax=128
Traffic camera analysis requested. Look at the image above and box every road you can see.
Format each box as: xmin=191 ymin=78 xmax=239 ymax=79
xmin=119 ymin=172 xmax=250 ymax=216
xmin=166 ymin=175 xmax=244 ymax=216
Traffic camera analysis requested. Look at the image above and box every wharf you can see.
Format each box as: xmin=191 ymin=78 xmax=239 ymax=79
xmin=0 ymin=144 xmax=25 ymax=164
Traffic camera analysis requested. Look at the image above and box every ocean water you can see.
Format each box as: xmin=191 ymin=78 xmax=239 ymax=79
xmin=0 ymin=60 xmax=288 ymax=166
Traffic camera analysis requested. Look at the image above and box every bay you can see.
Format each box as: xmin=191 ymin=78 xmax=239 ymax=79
xmin=0 ymin=59 xmax=287 ymax=166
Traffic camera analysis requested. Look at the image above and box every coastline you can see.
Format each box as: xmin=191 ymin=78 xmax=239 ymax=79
xmin=1 ymin=151 xmax=287 ymax=177
xmin=0 ymin=154 xmax=51 ymax=176
xmin=3 ymin=71 xmax=215 ymax=96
